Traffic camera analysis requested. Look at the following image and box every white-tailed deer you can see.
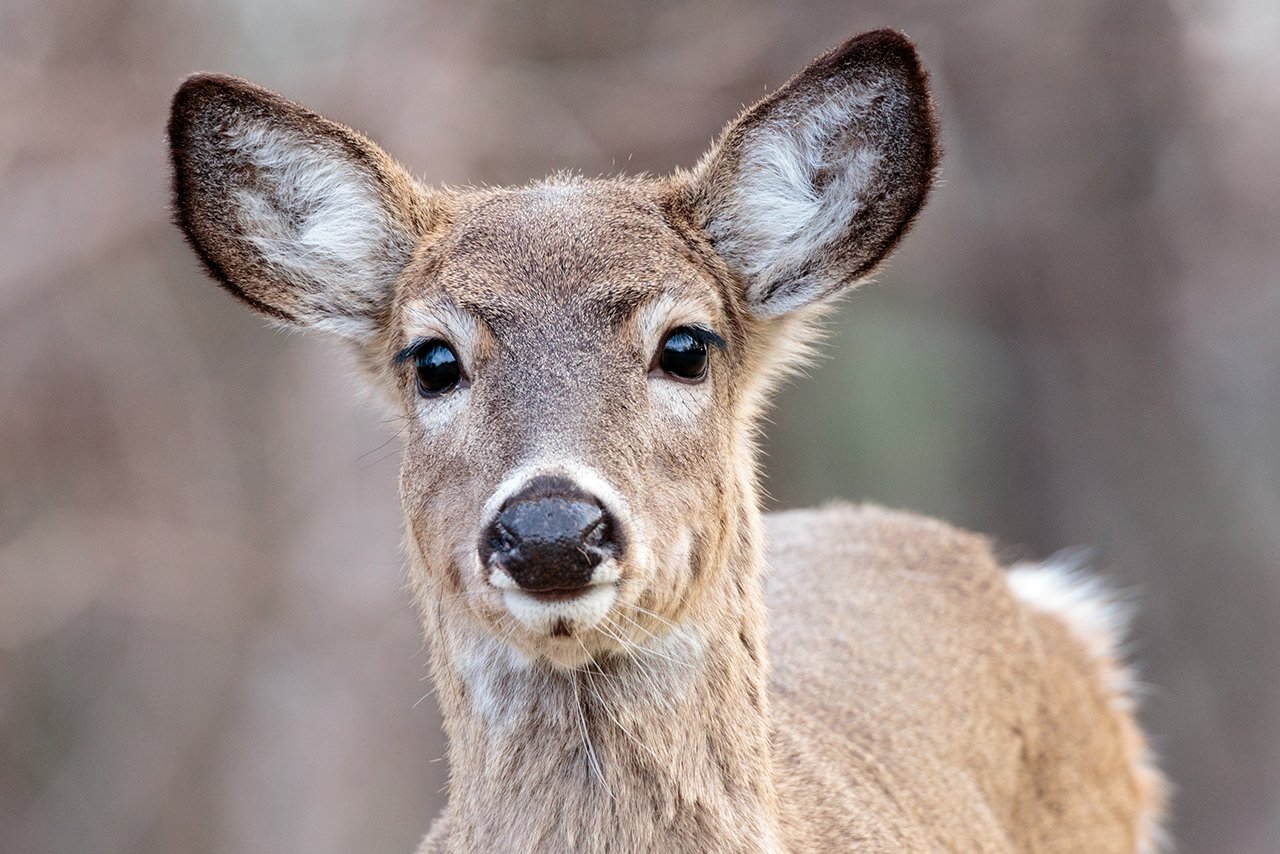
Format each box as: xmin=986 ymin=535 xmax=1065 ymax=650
xmin=169 ymin=30 xmax=1166 ymax=852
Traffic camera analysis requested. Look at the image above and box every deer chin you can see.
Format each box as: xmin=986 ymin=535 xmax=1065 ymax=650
xmin=500 ymin=582 xmax=618 ymax=637
xmin=488 ymin=596 xmax=625 ymax=672
xmin=484 ymin=557 xmax=683 ymax=670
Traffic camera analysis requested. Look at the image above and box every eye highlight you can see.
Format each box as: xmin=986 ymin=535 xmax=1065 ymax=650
xmin=652 ymin=326 xmax=723 ymax=382
xmin=397 ymin=338 xmax=465 ymax=397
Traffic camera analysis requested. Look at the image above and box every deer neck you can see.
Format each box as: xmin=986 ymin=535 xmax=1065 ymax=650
xmin=424 ymin=505 xmax=781 ymax=851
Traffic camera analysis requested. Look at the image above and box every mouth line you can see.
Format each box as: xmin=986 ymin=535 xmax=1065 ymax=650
xmin=506 ymin=580 xmax=619 ymax=603
xmin=521 ymin=586 xmax=599 ymax=603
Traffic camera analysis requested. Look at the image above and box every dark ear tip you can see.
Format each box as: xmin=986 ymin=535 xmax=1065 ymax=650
xmin=173 ymin=73 xmax=239 ymax=110
xmin=850 ymin=28 xmax=921 ymax=55
xmin=823 ymin=29 xmax=927 ymax=81
xmin=170 ymin=74 xmax=235 ymax=143
xmin=836 ymin=29 xmax=939 ymax=168
xmin=174 ymin=72 xmax=264 ymax=100
xmin=169 ymin=73 xmax=277 ymax=138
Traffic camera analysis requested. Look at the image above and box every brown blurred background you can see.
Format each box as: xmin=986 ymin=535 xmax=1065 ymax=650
xmin=1 ymin=0 xmax=1277 ymax=851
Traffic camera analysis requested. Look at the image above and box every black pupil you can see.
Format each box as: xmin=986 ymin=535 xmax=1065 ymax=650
xmin=659 ymin=329 xmax=708 ymax=380
xmin=415 ymin=341 xmax=461 ymax=395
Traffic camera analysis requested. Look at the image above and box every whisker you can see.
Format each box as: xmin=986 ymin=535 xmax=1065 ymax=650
xmin=571 ymin=673 xmax=615 ymax=801
xmin=574 ymin=644 xmax=662 ymax=764
xmin=627 ymin=604 xmax=680 ymax=630
xmin=604 ymin=616 xmax=692 ymax=669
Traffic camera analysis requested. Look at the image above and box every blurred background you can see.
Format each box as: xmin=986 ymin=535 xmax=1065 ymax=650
xmin=1 ymin=0 xmax=1277 ymax=851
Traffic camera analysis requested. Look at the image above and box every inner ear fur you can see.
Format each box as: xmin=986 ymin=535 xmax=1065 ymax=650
xmin=689 ymin=29 xmax=939 ymax=317
xmin=168 ymin=74 xmax=445 ymax=338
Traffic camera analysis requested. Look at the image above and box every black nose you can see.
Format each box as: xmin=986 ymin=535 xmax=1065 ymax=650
xmin=481 ymin=475 xmax=618 ymax=593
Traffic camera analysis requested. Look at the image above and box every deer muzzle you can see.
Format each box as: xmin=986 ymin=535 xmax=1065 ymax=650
xmin=481 ymin=474 xmax=619 ymax=595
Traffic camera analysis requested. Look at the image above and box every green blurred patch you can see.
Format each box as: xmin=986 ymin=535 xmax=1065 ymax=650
xmin=761 ymin=296 xmax=1017 ymax=531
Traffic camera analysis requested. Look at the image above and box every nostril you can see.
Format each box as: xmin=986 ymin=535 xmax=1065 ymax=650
xmin=490 ymin=520 xmax=515 ymax=553
xmin=582 ymin=516 xmax=608 ymax=549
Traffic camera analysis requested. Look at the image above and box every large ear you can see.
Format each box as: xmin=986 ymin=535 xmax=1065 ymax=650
xmin=689 ymin=30 xmax=938 ymax=317
xmin=168 ymin=74 xmax=443 ymax=340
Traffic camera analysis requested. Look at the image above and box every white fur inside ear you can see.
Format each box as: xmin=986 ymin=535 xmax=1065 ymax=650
xmin=227 ymin=123 xmax=407 ymax=339
xmin=708 ymin=81 xmax=890 ymax=316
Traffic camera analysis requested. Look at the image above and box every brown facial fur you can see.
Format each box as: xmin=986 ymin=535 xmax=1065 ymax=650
xmin=392 ymin=179 xmax=756 ymax=666
xmin=169 ymin=28 xmax=1165 ymax=854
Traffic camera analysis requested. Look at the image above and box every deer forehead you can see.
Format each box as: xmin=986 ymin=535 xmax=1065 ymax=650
xmin=394 ymin=180 xmax=730 ymax=354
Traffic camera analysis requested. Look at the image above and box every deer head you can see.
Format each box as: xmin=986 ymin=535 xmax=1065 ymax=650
xmin=169 ymin=30 xmax=937 ymax=670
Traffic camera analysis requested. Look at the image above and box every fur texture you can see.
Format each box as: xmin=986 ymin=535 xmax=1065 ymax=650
xmin=1007 ymin=558 xmax=1169 ymax=854
xmin=168 ymin=28 xmax=1166 ymax=853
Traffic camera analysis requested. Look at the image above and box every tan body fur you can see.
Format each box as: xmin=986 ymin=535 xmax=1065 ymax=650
xmin=168 ymin=29 xmax=1165 ymax=853
xmin=766 ymin=507 xmax=1161 ymax=852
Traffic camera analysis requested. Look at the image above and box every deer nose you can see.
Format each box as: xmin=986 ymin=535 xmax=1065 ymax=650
xmin=482 ymin=476 xmax=617 ymax=593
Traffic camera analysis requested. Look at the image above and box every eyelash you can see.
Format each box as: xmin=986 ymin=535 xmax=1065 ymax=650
xmin=394 ymin=339 xmax=434 ymax=366
xmin=672 ymin=325 xmax=727 ymax=351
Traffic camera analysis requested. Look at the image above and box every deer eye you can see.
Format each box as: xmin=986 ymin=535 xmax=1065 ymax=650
xmin=412 ymin=339 xmax=462 ymax=397
xmin=655 ymin=327 xmax=710 ymax=382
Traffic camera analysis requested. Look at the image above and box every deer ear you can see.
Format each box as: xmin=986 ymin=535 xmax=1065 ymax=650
xmin=690 ymin=30 xmax=938 ymax=317
xmin=169 ymin=74 xmax=443 ymax=340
